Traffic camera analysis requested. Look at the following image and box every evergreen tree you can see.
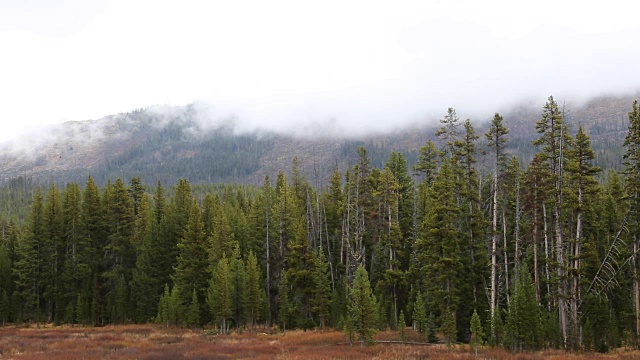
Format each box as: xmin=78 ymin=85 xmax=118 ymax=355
xmin=186 ymin=288 xmax=201 ymax=327
xmin=398 ymin=310 xmax=407 ymax=343
xmin=441 ymin=309 xmax=457 ymax=346
xmin=103 ymin=178 xmax=135 ymax=323
xmin=623 ymin=100 xmax=640 ymax=347
xmin=245 ymin=250 xmax=263 ymax=331
xmin=470 ymin=309 xmax=484 ymax=354
xmin=208 ymin=256 xmax=233 ymax=333
xmin=173 ymin=199 xmax=208 ymax=309
xmin=348 ymin=265 xmax=378 ymax=345
xmin=506 ymin=266 xmax=541 ymax=352
xmin=565 ymin=126 xmax=600 ymax=347
xmin=230 ymin=244 xmax=246 ymax=331
xmin=532 ymin=95 xmax=571 ymax=346
xmin=42 ymin=184 xmax=65 ymax=322
xmin=311 ymin=248 xmax=331 ymax=329
xmin=81 ymin=177 xmax=106 ymax=325
xmin=156 ymin=283 xmax=179 ymax=327
xmin=278 ymin=270 xmax=290 ymax=334
xmin=413 ymin=290 xmax=429 ymax=341
xmin=486 ymin=112 xmax=509 ymax=325
xmin=415 ymin=157 xmax=462 ymax=331
xmin=13 ymin=187 xmax=45 ymax=323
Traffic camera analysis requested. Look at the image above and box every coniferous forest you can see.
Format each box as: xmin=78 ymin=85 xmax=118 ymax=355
xmin=2 ymin=96 xmax=640 ymax=352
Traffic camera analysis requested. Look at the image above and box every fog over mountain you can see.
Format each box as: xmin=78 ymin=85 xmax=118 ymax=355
xmin=1 ymin=1 xmax=639 ymax=143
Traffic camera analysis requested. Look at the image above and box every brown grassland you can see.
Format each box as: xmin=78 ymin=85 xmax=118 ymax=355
xmin=1 ymin=325 xmax=639 ymax=360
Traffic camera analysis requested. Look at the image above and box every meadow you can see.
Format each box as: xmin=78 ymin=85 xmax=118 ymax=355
xmin=1 ymin=325 xmax=639 ymax=360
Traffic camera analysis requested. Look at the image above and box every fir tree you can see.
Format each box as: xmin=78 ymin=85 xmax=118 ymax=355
xmin=186 ymin=289 xmax=201 ymax=327
xmin=208 ymin=256 xmax=233 ymax=333
xmin=348 ymin=265 xmax=378 ymax=345
xmin=312 ymin=248 xmax=332 ymax=329
xmin=506 ymin=266 xmax=541 ymax=352
xmin=172 ymin=199 xmax=208 ymax=309
xmin=398 ymin=310 xmax=407 ymax=343
xmin=413 ymin=290 xmax=428 ymax=340
xmin=441 ymin=310 xmax=457 ymax=346
xmin=470 ymin=309 xmax=484 ymax=354
xmin=245 ymin=250 xmax=263 ymax=331
xmin=278 ymin=271 xmax=290 ymax=334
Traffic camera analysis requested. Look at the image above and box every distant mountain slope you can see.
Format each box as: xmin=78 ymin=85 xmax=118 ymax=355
xmin=0 ymin=94 xmax=637 ymax=186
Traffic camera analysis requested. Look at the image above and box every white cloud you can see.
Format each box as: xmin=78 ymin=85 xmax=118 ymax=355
xmin=0 ymin=0 xmax=639 ymax=142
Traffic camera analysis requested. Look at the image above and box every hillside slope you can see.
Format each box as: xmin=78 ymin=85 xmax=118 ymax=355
xmin=0 ymin=95 xmax=637 ymax=186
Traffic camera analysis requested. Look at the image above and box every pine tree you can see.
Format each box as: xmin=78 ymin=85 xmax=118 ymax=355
xmin=441 ymin=309 xmax=457 ymax=346
xmin=470 ymin=309 xmax=484 ymax=354
xmin=436 ymin=107 xmax=462 ymax=157
xmin=186 ymin=288 xmax=201 ymax=327
xmin=532 ymin=95 xmax=570 ymax=346
xmin=81 ymin=177 xmax=106 ymax=325
xmin=398 ymin=310 xmax=407 ymax=343
xmin=103 ymin=178 xmax=135 ymax=323
xmin=208 ymin=204 xmax=237 ymax=268
xmin=13 ymin=187 xmax=45 ymax=323
xmin=506 ymin=265 xmax=541 ymax=352
xmin=413 ymin=290 xmax=428 ymax=341
xmin=278 ymin=271 xmax=290 ymax=334
xmin=311 ymin=248 xmax=331 ymax=329
xmin=565 ymin=126 xmax=600 ymax=348
xmin=230 ymin=244 xmax=246 ymax=331
xmin=208 ymin=256 xmax=233 ymax=333
xmin=172 ymin=199 xmax=208 ymax=310
xmin=415 ymin=157 xmax=462 ymax=329
xmin=245 ymin=250 xmax=263 ymax=331
xmin=43 ymin=184 xmax=65 ymax=322
xmin=623 ymin=100 xmax=640 ymax=348
xmin=129 ymin=194 xmax=158 ymax=323
xmin=486 ymin=112 xmax=509 ymax=325
xmin=128 ymin=176 xmax=145 ymax=217
xmin=348 ymin=265 xmax=378 ymax=345
xmin=156 ymin=284 xmax=179 ymax=327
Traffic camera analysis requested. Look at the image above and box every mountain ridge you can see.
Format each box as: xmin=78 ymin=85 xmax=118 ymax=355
xmin=0 ymin=94 xmax=636 ymax=186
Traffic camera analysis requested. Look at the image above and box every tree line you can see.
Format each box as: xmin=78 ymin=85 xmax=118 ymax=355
xmin=1 ymin=96 xmax=640 ymax=351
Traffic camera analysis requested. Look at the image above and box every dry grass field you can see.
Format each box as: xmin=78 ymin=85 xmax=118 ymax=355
xmin=1 ymin=325 xmax=639 ymax=360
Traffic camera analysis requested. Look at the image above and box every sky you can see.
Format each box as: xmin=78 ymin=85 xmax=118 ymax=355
xmin=1 ymin=0 xmax=639 ymax=141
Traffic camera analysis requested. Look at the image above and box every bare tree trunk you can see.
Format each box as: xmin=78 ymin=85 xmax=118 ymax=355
xmin=503 ymin=208 xmax=509 ymax=305
xmin=572 ymin=187 xmax=583 ymax=348
xmin=490 ymin=171 xmax=498 ymax=323
xmin=556 ymin=202 xmax=568 ymax=348
xmin=543 ymin=203 xmax=551 ymax=312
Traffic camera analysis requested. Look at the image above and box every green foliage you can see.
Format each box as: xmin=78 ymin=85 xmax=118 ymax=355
xmin=470 ymin=309 xmax=484 ymax=351
xmin=208 ymin=256 xmax=233 ymax=333
xmin=245 ymin=250 xmax=263 ymax=330
xmin=156 ymin=284 xmax=179 ymax=327
xmin=1 ymin=97 xmax=639 ymax=353
xmin=441 ymin=310 xmax=457 ymax=346
xmin=348 ymin=265 xmax=378 ymax=345
xmin=506 ymin=266 xmax=541 ymax=351
xmin=186 ymin=289 xmax=201 ymax=327
xmin=413 ymin=290 xmax=428 ymax=340
xmin=172 ymin=198 xmax=208 ymax=309
xmin=278 ymin=271 xmax=290 ymax=333
xmin=398 ymin=310 xmax=406 ymax=343
xmin=312 ymin=248 xmax=332 ymax=329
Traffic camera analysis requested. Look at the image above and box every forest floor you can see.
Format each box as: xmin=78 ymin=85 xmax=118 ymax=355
xmin=0 ymin=324 xmax=639 ymax=360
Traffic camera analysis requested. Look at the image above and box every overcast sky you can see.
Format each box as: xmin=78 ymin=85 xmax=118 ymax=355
xmin=1 ymin=0 xmax=639 ymax=141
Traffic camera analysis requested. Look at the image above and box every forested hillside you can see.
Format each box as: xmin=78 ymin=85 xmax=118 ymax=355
xmin=1 ymin=96 xmax=640 ymax=353
xmin=0 ymin=94 xmax=635 ymax=187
